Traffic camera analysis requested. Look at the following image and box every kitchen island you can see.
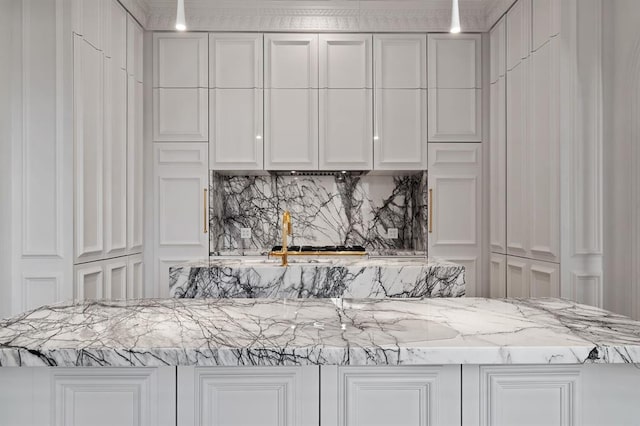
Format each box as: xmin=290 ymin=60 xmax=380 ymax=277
xmin=1 ymin=297 xmax=640 ymax=425
xmin=169 ymin=257 xmax=466 ymax=299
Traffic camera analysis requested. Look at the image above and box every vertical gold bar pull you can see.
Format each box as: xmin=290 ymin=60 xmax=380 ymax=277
xmin=203 ymin=188 xmax=208 ymax=234
xmin=428 ymin=188 xmax=433 ymax=233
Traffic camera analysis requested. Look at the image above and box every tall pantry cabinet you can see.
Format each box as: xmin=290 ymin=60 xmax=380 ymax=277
xmin=490 ymin=0 xmax=603 ymax=304
xmin=73 ymin=0 xmax=144 ymax=301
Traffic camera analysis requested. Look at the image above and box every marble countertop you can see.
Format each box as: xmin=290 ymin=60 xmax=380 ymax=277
xmin=181 ymin=257 xmax=456 ymax=268
xmin=2 ymin=298 xmax=640 ymax=367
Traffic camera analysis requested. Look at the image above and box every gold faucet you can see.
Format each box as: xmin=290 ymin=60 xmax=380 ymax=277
xmin=281 ymin=210 xmax=293 ymax=266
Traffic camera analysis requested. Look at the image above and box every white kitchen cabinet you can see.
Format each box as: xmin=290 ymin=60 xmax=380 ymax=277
xmin=153 ymin=88 xmax=208 ymax=142
xmin=127 ymin=253 xmax=144 ymax=299
xmin=506 ymin=256 xmax=559 ymax=298
xmin=490 ymin=78 xmax=506 ymax=254
xmin=104 ymin=58 xmax=128 ymax=259
xmin=319 ymin=34 xmax=372 ymax=89
xmin=428 ymin=88 xmax=482 ymax=142
xmin=126 ymin=16 xmax=143 ymax=83
xmin=153 ymin=143 xmax=209 ymax=298
xmin=104 ymin=256 xmax=128 ymax=299
xmin=428 ymin=34 xmax=481 ymax=89
xmin=74 ymin=261 xmax=104 ymax=300
xmin=374 ymin=34 xmax=426 ymax=89
xmin=490 ymin=253 xmax=507 ymax=298
xmin=321 ymin=365 xmax=461 ymax=426
xmin=74 ymin=36 xmax=104 ymax=263
xmin=105 ymin=0 xmax=126 ymax=70
xmin=127 ymin=77 xmax=144 ymax=254
xmin=529 ymin=38 xmax=560 ymax=263
xmin=319 ymin=89 xmax=373 ymax=170
xmin=264 ymin=34 xmax=318 ymax=88
xmin=506 ymin=0 xmax=531 ymax=71
xmin=506 ymin=256 xmax=529 ymax=297
xmin=490 ymin=16 xmax=506 ymax=83
xmin=373 ymin=89 xmax=427 ymax=170
xmin=428 ymin=143 xmax=482 ymax=296
xmin=178 ymin=366 xmax=319 ymax=426
xmin=210 ymin=33 xmax=263 ymax=88
xmin=506 ymin=59 xmax=529 ymax=258
xmin=210 ymin=89 xmax=264 ymax=171
xmin=153 ymin=33 xmax=208 ymax=88
xmin=73 ymin=0 xmax=103 ymax=51
xmin=532 ymin=0 xmax=561 ymax=52
xmin=264 ymin=89 xmax=319 ymax=170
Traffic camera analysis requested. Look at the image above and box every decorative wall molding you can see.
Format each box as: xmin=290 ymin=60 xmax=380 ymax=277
xmin=134 ymin=0 xmax=493 ymax=32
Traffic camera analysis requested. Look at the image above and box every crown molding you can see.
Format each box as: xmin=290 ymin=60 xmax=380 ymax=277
xmin=485 ymin=0 xmax=516 ymax=29
xmin=118 ymin=0 xmax=150 ymax=27
xmin=137 ymin=0 xmax=490 ymax=32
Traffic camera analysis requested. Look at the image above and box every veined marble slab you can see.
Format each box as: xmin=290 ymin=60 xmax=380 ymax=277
xmin=1 ymin=298 xmax=640 ymax=367
xmin=169 ymin=258 xmax=465 ymax=298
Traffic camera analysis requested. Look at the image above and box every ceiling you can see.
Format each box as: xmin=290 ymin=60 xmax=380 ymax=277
xmin=121 ymin=0 xmax=513 ymax=32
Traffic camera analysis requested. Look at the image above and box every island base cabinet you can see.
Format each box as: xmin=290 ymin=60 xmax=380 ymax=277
xmin=462 ymin=364 xmax=640 ymax=426
xmin=321 ymin=365 xmax=462 ymax=426
xmin=0 ymin=367 xmax=176 ymax=426
xmin=177 ymin=366 xmax=320 ymax=426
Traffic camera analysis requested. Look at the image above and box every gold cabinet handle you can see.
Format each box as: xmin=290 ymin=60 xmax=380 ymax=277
xmin=428 ymin=188 xmax=433 ymax=233
xmin=203 ymin=188 xmax=208 ymax=234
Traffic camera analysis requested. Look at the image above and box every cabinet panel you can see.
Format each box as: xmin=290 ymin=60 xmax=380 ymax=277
xmin=153 ymin=143 xmax=209 ymax=296
xmin=489 ymin=79 xmax=506 ymax=254
xmin=532 ymin=0 xmax=561 ymax=51
xmin=153 ymin=33 xmax=208 ymax=88
xmin=490 ymin=253 xmax=507 ymax=298
xmin=210 ymin=33 xmax=263 ymax=88
xmin=506 ymin=60 xmax=529 ymax=257
xmin=104 ymin=61 xmax=128 ymax=258
xmin=75 ymin=262 xmax=104 ymax=300
xmin=75 ymin=0 xmax=103 ymax=50
xmin=319 ymin=89 xmax=373 ymax=170
xmin=373 ymin=89 xmax=427 ymax=170
xmin=74 ymin=37 xmax=104 ymax=262
xmin=264 ymin=34 xmax=318 ymax=88
xmin=108 ymin=0 xmax=126 ymax=70
xmin=178 ymin=366 xmax=319 ymax=426
xmin=490 ymin=16 xmax=506 ymax=83
xmin=529 ymin=40 xmax=560 ymax=263
xmin=529 ymin=259 xmax=560 ymax=297
xmin=428 ymin=144 xmax=482 ymax=296
xmin=210 ymin=89 xmax=264 ymax=171
xmin=506 ymin=0 xmax=531 ymax=71
xmin=506 ymin=256 xmax=529 ymax=297
xmin=427 ymin=34 xmax=481 ymax=89
xmin=374 ymin=34 xmax=427 ymax=89
xmin=428 ymin=88 xmax=482 ymax=142
xmin=319 ymin=34 xmax=372 ymax=88
xmin=104 ymin=257 xmax=128 ymax=299
xmin=264 ymin=89 xmax=319 ymax=170
xmin=127 ymin=16 xmax=143 ymax=83
xmin=320 ymin=366 xmax=460 ymax=426
xmin=153 ymin=88 xmax=208 ymax=142
xmin=127 ymin=253 xmax=144 ymax=299
xmin=128 ymin=79 xmax=144 ymax=254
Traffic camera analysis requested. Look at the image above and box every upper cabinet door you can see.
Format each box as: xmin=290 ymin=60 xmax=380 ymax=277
xmin=154 ymin=33 xmax=208 ymax=88
xmin=374 ymin=34 xmax=427 ymax=89
xmin=490 ymin=16 xmax=506 ymax=84
xmin=506 ymin=0 xmax=531 ymax=71
xmin=428 ymin=88 xmax=482 ymax=142
xmin=210 ymin=33 xmax=263 ymax=88
xmin=374 ymin=89 xmax=427 ymax=170
xmin=73 ymin=0 xmax=103 ymax=50
xmin=264 ymin=89 xmax=318 ymax=170
xmin=264 ymin=34 xmax=318 ymax=88
xmin=428 ymin=34 xmax=481 ymax=89
xmin=319 ymin=34 xmax=372 ymax=88
xmin=532 ymin=0 xmax=561 ymax=52
xmin=108 ymin=0 xmax=127 ymax=70
xmin=319 ymin=89 xmax=373 ymax=170
xmin=126 ymin=16 xmax=143 ymax=83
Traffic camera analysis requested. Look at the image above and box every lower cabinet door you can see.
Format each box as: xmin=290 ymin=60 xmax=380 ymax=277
xmin=490 ymin=253 xmax=507 ymax=298
xmin=506 ymin=256 xmax=560 ymax=298
xmin=177 ymin=366 xmax=320 ymax=426
xmin=0 ymin=367 xmax=176 ymax=426
xmin=321 ymin=365 xmax=461 ymax=426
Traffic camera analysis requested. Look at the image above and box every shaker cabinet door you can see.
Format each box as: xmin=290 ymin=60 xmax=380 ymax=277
xmin=374 ymin=34 xmax=427 ymax=89
xmin=264 ymin=34 xmax=318 ymax=88
xmin=319 ymin=34 xmax=372 ymax=88
xmin=210 ymin=33 xmax=263 ymax=88
xmin=264 ymin=89 xmax=319 ymax=170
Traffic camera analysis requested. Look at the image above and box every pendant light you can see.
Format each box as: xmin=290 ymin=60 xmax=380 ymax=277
xmin=175 ymin=0 xmax=186 ymax=31
xmin=450 ymin=0 xmax=461 ymax=33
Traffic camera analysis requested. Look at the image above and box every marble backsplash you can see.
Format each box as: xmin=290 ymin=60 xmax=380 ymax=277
xmin=209 ymin=172 xmax=428 ymax=255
